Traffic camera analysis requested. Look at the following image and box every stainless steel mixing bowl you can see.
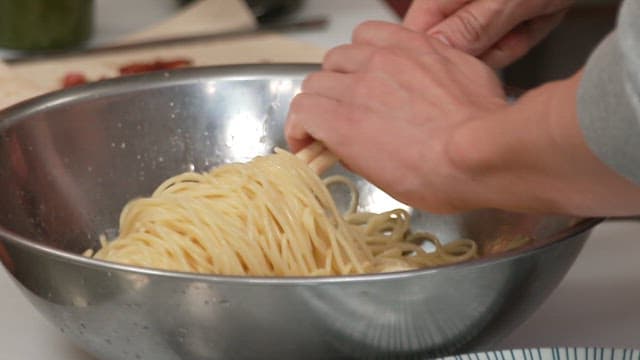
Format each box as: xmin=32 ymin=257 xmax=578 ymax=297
xmin=0 ymin=64 xmax=600 ymax=360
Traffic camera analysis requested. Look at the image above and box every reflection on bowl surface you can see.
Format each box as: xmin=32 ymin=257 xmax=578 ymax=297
xmin=0 ymin=64 xmax=599 ymax=360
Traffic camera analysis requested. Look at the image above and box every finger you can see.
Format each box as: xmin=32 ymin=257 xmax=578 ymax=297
xmin=285 ymin=93 xmax=349 ymax=153
xmin=426 ymin=0 xmax=525 ymax=56
xmin=322 ymin=44 xmax=377 ymax=73
xmin=403 ymin=0 xmax=473 ymax=32
xmin=480 ymin=11 xmax=567 ymax=68
xmin=350 ymin=21 xmax=466 ymax=74
xmin=323 ymin=42 xmax=447 ymax=80
xmin=352 ymin=21 xmax=438 ymax=56
xmin=301 ymin=71 xmax=355 ymax=101
xmin=426 ymin=0 xmax=574 ymax=57
xmin=306 ymin=65 xmax=417 ymax=115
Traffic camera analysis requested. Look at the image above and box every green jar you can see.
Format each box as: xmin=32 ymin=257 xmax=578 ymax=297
xmin=0 ymin=0 xmax=93 ymax=50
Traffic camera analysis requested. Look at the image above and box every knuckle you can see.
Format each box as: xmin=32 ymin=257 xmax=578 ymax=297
xmin=386 ymin=24 xmax=406 ymax=39
xmin=450 ymin=8 xmax=486 ymax=45
xmin=405 ymin=30 xmax=433 ymax=50
xmin=368 ymin=48 xmax=396 ymax=70
xmin=369 ymin=48 xmax=425 ymax=78
xmin=322 ymin=45 xmax=347 ymax=68
xmin=388 ymin=25 xmax=431 ymax=49
xmin=300 ymin=72 xmax=321 ymax=92
xmin=352 ymin=20 xmax=379 ymax=42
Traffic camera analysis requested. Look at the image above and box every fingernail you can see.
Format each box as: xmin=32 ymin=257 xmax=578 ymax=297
xmin=430 ymin=32 xmax=451 ymax=46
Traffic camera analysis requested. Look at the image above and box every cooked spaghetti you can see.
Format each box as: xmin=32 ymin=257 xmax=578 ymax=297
xmin=86 ymin=149 xmax=479 ymax=276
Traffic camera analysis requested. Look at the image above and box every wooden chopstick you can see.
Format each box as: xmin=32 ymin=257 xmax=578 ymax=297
xmin=296 ymin=141 xmax=338 ymax=174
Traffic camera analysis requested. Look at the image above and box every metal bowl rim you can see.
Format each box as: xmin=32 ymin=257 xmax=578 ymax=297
xmin=0 ymin=63 xmax=604 ymax=284
xmin=0 ymin=216 xmax=602 ymax=284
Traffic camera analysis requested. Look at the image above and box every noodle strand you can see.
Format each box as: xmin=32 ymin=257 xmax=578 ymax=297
xmin=89 ymin=149 xmax=483 ymax=276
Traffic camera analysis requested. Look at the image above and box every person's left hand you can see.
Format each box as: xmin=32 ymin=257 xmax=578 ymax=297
xmin=403 ymin=0 xmax=573 ymax=68
xmin=285 ymin=21 xmax=508 ymax=213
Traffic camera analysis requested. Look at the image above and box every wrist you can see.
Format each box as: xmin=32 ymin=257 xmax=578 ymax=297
xmin=447 ymin=71 xmax=640 ymax=215
xmin=445 ymin=76 xmax=580 ymax=212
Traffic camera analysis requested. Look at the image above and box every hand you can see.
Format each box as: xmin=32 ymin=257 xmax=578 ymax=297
xmin=286 ymin=21 xmax=640 ymax=216
xmin=286 ymin=21 xmax=509 ymax=213
xmin=404 ymin=0 xmax=574 ymax=68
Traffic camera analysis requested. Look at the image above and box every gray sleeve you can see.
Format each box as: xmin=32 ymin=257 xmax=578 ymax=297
xmin=578 ymin=0 xmax=640 ymax=183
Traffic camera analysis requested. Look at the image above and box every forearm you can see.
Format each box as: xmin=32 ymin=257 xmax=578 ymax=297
xmin=449 ymin=73 xmax=640 ymax=216
xmin=578 ymin=26 xmax=640 ymax=185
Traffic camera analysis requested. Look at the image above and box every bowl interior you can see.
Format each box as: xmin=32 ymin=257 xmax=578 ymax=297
xmin=0 ymin=64 xmax=578 ymax=262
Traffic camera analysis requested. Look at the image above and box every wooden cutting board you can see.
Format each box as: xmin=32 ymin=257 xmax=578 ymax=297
xmin=0 ymin=61 xmax=47 ymax=109
xmin=7 ymin=0 xmax=326 ymax=91
xmin=117 ymin=0 xmax=258 ymax=44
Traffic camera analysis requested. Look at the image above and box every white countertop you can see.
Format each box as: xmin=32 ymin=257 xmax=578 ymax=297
xmin=2 ymin=1 xmax=639 ymax=359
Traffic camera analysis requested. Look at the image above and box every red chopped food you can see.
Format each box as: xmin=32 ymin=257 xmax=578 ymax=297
xmin=118 ymin=59 xmax=193 ymax=75
xmin=59 ymin=58 xmax=194 ymax=88
xmin=62 ymin=72 xmax=88 ymax=88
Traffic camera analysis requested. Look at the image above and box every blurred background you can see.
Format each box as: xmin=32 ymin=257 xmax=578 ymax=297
xmin=240 ymin=0 xmax=621 ymax=90
xmin=1 ymin=2 xmax=639 ymax=360
xmin=0 ymin=0 xmax=622 ymax=90
xmin=370 ymin=0 xmax=622 ymax=89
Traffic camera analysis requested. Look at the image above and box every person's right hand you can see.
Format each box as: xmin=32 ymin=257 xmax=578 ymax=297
xmin=286 ymin=20 xmax=640 ymax=216
xmin=403 ymin=0 xmax=574 ymax=68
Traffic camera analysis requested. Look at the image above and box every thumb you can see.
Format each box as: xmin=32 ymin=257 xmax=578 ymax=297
xmin=403 ymin=0 xmax=473 ymax=32
xmin=480 ymin=11 xmax=567 ymax=68
xmin=426 ymin=0 xmax=523 ymax=56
